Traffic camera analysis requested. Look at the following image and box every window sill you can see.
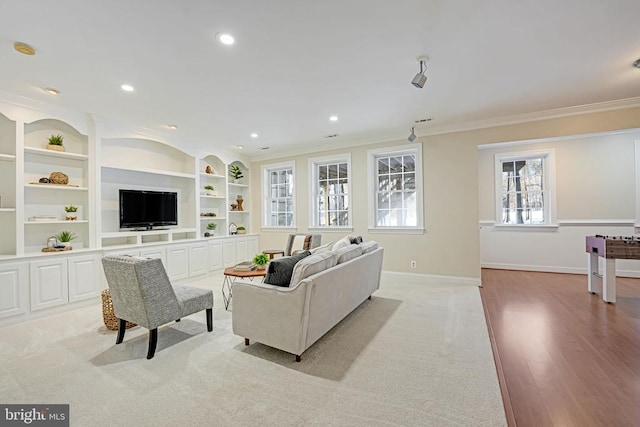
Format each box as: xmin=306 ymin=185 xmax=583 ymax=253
xmin=367 ymin=227 xmax=425 ymax=235
xmin=493 ymin=224 xmax=559 ymax=231
xmin=308 ymin=227 xmax=354 ymax=233
xmin=260 ymin=227 xmax=298 ymax=232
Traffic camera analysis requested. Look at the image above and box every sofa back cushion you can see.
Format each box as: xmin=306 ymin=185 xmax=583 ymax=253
xmin=336 ymin=244 xmax=363 ymax=264
xmin=360 ymin=240 xmax=379 ymax=254
xmin=289 ymin=251 xmax=338 ymax=287
xmin=264 ymin=251 xmax=311 ymax=287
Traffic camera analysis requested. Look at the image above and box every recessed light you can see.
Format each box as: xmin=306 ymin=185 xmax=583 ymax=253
xmin=250 ymin=133 xmax=258 ymax=138
xmin=14 ymin=42 xmax=35 ymax=56
xmin=168 ymin=124 xmax=178 ymax=130
xmin=634 ymin=59 xmax=640 ymax=69
xmin=236 ymin=145 xmax=244 ymax=149
xmin=216 ymin=32 xmax=235 ymax=45
xmin=329 ymin=115 xmax=338 ymax=122
xmin=121 ymin=84 xmax=134 ymax=92
xmin=43 ymin=87 xmax=59 ymax=95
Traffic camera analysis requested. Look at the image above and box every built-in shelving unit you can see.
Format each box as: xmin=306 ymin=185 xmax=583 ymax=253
xmin=228 ymin=161 xmax=250 ymax=233
xmin=0 ymin=113 xmax=16 ymax=256
xmin=199 ymin=155 xmax=228 ymax=237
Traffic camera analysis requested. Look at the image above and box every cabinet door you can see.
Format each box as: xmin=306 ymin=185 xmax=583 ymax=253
xmin=208 ymin=240 xmax=223 ymax=271
xmin=68 ymin=254 xmax=101 ymax=302
xmin=140 ymin=247 xmax=167 ymax=267
xmin=189 ymin=242 xmax=208 ymax=277
xmin=30 ymin=258 xmax=68 ymax=311
xmin=247 ymin=236 xmax=259 ymax=259
xmin=0 ymin=262 xmax=29 ymax=319
xmin=166 ymin=245 xmax=189 ymax=281
xmin=222 ymin=239 xmax=236 ymax=267
xmin=236 ymin=238 xmax=248 ymax=263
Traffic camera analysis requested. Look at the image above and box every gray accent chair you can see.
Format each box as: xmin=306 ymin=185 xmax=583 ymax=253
xmin=284 ymin=233 xmax=322 ymax=256
xmin=102 ymin=256 xmax=214 ymax=359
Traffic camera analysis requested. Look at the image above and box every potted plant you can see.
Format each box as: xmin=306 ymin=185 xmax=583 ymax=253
xmin=205 ymin=222 xmax=217 ymax=237
xmin=229 ymin=165 xmax=244 ymax=182
xmin=53 ymin=230 xmax=76 ymax=248
xmin=47 ymin=134 xmax=65 ymax=152
xmin=204 ymin=185 xmax=217 ymax=196
xmin=236 ymin=226 xmax=246 ymax=235
xmin=253 ymin=253 xmax=269 ymax=270
xmin=64 ymin=205 xmax=78 ymax=220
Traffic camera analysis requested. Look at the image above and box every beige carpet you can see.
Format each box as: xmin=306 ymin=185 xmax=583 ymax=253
xmin=0 ymin=273 xmax=506 ymax=426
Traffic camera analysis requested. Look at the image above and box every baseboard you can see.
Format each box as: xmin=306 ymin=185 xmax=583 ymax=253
xmin=480 ymin=262 xmax=640 ymax=278
xmin=382 ymin=270 xmax=482 ymax=286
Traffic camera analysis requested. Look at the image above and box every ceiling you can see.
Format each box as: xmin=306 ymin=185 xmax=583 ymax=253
xmin=1 ymin=0 xmax=639 ymax=160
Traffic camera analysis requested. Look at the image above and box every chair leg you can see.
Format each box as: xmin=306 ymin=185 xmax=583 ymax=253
xmin=368 ymin=295 xmax=372 ymax=300
xmin=206 ymin=308 xmax=213 ymax=332
xmin=296 ymin=355 xmax=301 ymax=362
xmin=116 ymin=318 xmax=126 ymax=344
xmin=245 ymin=338 xmax=250 ymax=346
xmin=175 ymin=319 xmax=181 ymax=322
xmin=147 ymin=329 xmax=158 ymax=360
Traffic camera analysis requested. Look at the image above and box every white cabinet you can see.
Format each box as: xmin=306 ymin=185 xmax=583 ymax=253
xmin=220 ymin=235 xmax=259 ymax=267
xmin=166 ymin=245 xmax=189 ymax=281
xmin=207 ymin=240 xmax=223 ymax=271
xmin=189 ymin=242 xmax=208 ymax=277
xmin=30 ymin=258 xmax=69 ymax=311
xmin=31 ymin=254 xmax=101 ymax=311
xmin=0 ymin=262 xmax=28 ymax=319
xmin=68 ymin=254 xmax=101 ymax=302
xmin=222 ymin=239 xmax=235 ymax=267
xmin=140 ymin=246 xmax=167 ymax=266
xmin=236 ymin=238 xmax=248 ymax=263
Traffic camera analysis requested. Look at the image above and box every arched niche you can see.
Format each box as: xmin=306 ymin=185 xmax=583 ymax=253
xmin=24 ymin=119 xmax=88 ymax=155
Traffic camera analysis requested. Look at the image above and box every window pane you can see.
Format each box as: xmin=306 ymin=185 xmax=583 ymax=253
xmin=404 ymin=173 xmax=415 ymax=190
xmin=403 ymin=155 xmax=416 ymax=172
xmin=378 ymin=158 xmax=389 ymax=174
xmin=377 ymin=192 xmax=389 ymax=210
xmin=338 ymin=163 xmax=348 ymax=178
xmin=378 ymin=176 xmax=389 ymax=191
xmin=328 ymin=164 xmax=338 ymax=179
xmin=389 ymin=156 xmax=403 ymax=173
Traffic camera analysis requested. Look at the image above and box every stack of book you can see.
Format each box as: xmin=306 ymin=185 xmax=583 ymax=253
xmin=234 ymin=261 xmax=256 ymax=271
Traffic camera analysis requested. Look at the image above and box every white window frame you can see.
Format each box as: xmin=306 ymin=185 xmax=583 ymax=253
xmin=261 ymin=161 xmax=296 ymax=230
xmin=494 ymin=149 xmax=557 ymax=228
xmin=308 ymin=153 xmax=353 ymax=232
xmin=367 ymin=144 xmax=424 ymax=233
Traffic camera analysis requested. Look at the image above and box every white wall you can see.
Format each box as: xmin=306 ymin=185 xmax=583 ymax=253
xmin=479 ymin=130 xmax=640 ymax=276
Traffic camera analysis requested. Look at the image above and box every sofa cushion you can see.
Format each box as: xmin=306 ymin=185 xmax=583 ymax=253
xmin=360 ymin=240 xmax=379 ymax=254
xmin=336 ymin=245 xmax=363 ymax=264
xmin=289 ymin=251 xmax=338 ymax=287
xmin=331 ymin=235 xmax=352 ymax=252
xmin=264 ymin=251 xmax=311 ymax=287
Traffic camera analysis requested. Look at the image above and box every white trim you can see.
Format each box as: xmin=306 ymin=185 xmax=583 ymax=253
xmin=308 ymin=153 xmax=352 ymax=229
xmin=480 ymin=262 xmax=640 ymax=279
xmin=494 ymin=149 xmax=556 ymax=226
xmin=261 ymin=160 xmax=296 ymax=228
xmin=260 ymin=227 xmax=298 ymax=232
xmin=492 ymin=224 xmax=559 ymax=231
xmin=308 ymin=227 xmax=353 ymax=233
xmin=479 ymin=127 xmax=640 ymax=150
xmin=382 ymin=270 xmax=481 ymax=286
xmin=368 ymin=227 xmax=425 ymax=235
xmin=367 ymin=144 xmax=424 ymax=230
xmin=481 ymin=219 xmax=635 ymax=227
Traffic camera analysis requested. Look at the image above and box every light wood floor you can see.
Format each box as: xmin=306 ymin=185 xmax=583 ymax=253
xmin=480 ymin=269 xmax=640 ymax=427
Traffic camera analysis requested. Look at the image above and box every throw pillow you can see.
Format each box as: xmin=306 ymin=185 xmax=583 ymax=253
xmin=336 ymin=245 xmax=363 ymax=264
xmin=289 ymin=251 xmax=339 ymax=287
xmin=309 ymin=240 xmax=334 ymax=254
xmin=331 ymin=235 xmax=352 ymax=252
xmin=264 ymin=251 xmax=311 ymax=287
xmin=360 ymin=240 xmax=379 ymax=254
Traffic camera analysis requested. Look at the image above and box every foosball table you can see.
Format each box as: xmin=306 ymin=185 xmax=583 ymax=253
xmin=585 ymin=235 xmax=640 ymax=303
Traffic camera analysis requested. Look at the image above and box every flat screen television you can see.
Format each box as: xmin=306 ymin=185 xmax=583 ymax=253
xmin=119 ymin=189 xmax=178 ymax=230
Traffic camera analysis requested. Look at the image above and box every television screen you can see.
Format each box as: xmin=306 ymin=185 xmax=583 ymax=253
xmin=119 ymin=189 xmax=178 ymax=229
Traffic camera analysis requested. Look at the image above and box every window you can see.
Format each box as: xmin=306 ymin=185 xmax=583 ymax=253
xmin=262 ymin=162 xmax=295 ymax=228
xmin=309 ymin=154 xmax=351 ymax=228
xmin=368 ymin=145 xmax=423 ymax=231
xmin=495 ymin=150 xmax=555 ymax=225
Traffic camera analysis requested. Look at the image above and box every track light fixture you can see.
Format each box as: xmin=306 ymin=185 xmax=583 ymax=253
xmin=408 ymin=127 xmax=416 ymax=143
xmin=411 ymin=56 xmax=428 ymax=88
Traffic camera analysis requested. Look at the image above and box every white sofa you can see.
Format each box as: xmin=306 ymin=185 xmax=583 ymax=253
xmin=232 ymin=242 xmax=384 ymax=361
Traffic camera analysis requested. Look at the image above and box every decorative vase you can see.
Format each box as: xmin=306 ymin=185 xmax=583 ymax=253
xmin=65 ymin=213 xmax=77 ymax=221
xmin=47 ymin=144 xmax=65 ymax=152
xmin=205 ymin=165 xmax=212 ymax=174
xmin=236 ymin=198 xmax=244 ymax=211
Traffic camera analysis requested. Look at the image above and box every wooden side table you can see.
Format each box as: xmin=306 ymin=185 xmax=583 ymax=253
xmin=222 ymin=266 xmax=267 ymax=310
xmin=263 ymin=249 xmax=285 ymax=260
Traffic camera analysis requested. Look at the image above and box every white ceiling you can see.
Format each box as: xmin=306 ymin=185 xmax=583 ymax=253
xmin=1 ymin=0 xmax=639 ymax=160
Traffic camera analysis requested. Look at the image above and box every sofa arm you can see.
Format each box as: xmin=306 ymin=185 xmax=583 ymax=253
xmin=231 ymin=280 xmax=310 ymax=356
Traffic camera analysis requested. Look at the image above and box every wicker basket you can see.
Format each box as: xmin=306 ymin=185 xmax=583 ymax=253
xmin=101 ymin=289 xmax=136 ymax=331
xmin=49 ymin=171 xmax=69 ymax=185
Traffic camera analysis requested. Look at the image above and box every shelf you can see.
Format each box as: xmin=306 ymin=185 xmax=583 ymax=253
xmin=102 ymin=164 xmax=195 ymax=179
xmin=0 ymin=208 xmax=16 ymax=212
xmin=200 ymin=217 xmax=226 ymax=220
xmin=24 ymin=147 xmax=88 ymax=161
xmin=200 ymin=173 xmax=226 ymax=179
xmin=25 ymin=184 xmax=88 ymax=191
xmin=200 ymin=195 xmax=225 ymax=199
xmin=0 ymin=153 xmax=16 ymax=162
xmin=229 ymin=210 xmax=250 ymax=213
xmin=229 ymin=182 xmax=249 ymax=188
xmin=25 ymin=220 xmax=89 ymax=225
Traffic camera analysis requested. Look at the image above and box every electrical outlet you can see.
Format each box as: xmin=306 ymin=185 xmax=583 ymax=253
xmin=410 ymin=260 xmax=417 ymax=269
